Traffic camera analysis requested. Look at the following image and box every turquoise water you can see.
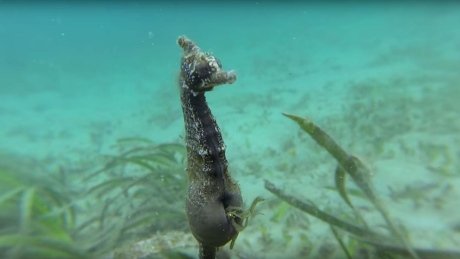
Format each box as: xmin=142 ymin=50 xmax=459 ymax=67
xmin=1 ymin=2 xmax=459 ymax=258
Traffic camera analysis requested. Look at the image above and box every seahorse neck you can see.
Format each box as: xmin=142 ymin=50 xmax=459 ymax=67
xmin=179 ymin=81 xmax=227 ymax=179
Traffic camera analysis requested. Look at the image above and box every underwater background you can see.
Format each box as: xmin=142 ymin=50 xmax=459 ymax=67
xmin=1 ymin=1 xmax=459 ymax=258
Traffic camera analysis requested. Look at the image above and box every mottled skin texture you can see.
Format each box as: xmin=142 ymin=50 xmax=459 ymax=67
xmin=177 ymin=36 xmax=243 ymax=259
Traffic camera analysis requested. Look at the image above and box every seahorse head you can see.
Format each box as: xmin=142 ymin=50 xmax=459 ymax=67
xmin=178 ymin=36 xmax=236 ymax=92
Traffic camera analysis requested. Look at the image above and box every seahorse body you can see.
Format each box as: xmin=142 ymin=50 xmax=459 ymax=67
xmin=177 ymin=36 xmax=243 ymax=259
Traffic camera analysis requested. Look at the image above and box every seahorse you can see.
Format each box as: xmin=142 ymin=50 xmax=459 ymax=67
xmin=177 ymin=36 xmax=244 ymax=259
